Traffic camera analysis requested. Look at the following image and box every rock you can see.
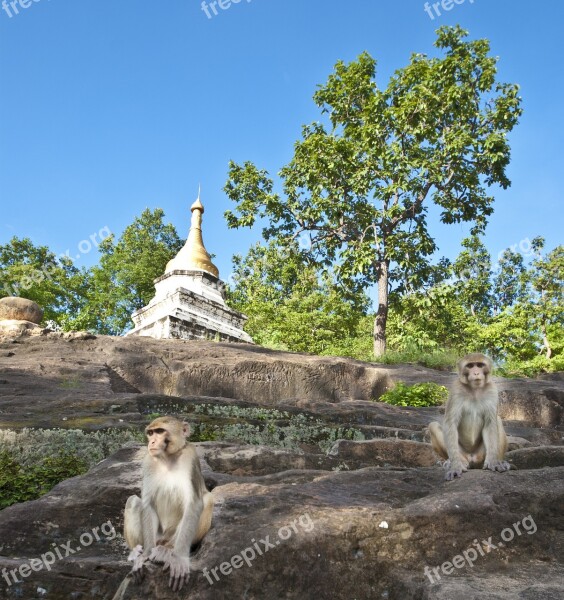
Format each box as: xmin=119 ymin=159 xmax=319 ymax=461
xmin=0 ymin=296 xmax=43 ymax=324
xmin=0 ymin=335 xmax=562 ymax=441
xmin=506 ymin=446 xmax=564 ymax=469
xmin=329 ymin=438 xmax=438 ymax=468
xmin=0 ymin=446 xmax=562 ymax=599
xmin=0 ymin=335 xmax=563 ymax=598
xmin=0 ymin=319 xmax=43 ymax=338
xmin=499 ymin=383 xmax=564 ymax=428
xmin=506 ymin=435 xmax=533 ymax=451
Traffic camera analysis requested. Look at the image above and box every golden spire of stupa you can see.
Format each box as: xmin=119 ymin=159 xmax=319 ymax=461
xmin=164 ymin=189 xmax=220 ymax=278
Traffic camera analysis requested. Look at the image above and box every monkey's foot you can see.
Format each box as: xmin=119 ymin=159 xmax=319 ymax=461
xmin=483 ymin=459 xmax=511 ymax=472
xmin=127 ymin=545 xmax=144 ymax=562
xmin=128 ymin=545 xmax=149 ymax=583
xmin=162 ymin=553 xmax=190 ymax=592
xmin=444 ymin=460 xmax=468 ymax=481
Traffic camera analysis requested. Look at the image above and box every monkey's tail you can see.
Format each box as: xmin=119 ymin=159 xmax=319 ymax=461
xmin=111 ymin=573 xmax=132 ymax=600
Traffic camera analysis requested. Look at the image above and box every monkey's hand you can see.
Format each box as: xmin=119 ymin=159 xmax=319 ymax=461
xmin=128 ymin=545 xmax=149 ymax=583
xmin=162 ymin=552 xmax=190 ymax=592
xmin=483 ymin=459 xmax=511 ymax=473
xmin=444 ymin=460 xmax=467 ymax=481
xmin=148 ymin=544 xmax=173 ymax=565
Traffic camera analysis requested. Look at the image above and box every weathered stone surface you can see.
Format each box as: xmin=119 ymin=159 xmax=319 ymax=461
xmin=0 ymin=296 xmax=43 ymax=324
xmin=0 ymin=319 xmax=43 ymax=338
xmin=0 ymin=446 xmax=562 ymax=600
xmin=506 ymin=446 xmax=564 ymax=469
xmin=329 ymin=438 xmax=438 ymax=468
xmin=499 ymin=382 xmax=564 ymax=428
xmin=0 ymin=334 xmax=562 ymax=598
xmin=0 ymin=334 xmax=562 ymax=438
xmin=506 ymin=435 xmax=533 ymax=451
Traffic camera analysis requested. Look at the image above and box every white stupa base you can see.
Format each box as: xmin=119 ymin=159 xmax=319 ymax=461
xmin=126 ymin=276 xmax=252 ymax=344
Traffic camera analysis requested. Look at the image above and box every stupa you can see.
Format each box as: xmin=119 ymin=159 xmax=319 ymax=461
xmin=126 ymin=194 xmax=253 ymax=343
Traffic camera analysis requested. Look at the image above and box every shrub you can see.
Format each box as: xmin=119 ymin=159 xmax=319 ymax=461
xmin=378 ymin=382 xmax=448 ymax=407
xmin=498 ymin=355 xmax=564 ymax=378
xmin=374 ymin=348 xmax=459 ymax=370
xmin=0 ymin=428 xmax=144 ymax=509
xmin=0 ymin=450 xmax=88 ymax=509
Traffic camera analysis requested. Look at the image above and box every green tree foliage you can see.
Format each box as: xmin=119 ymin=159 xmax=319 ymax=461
xmin=0 ymin=237 xmax=90 ymax=326
xmin=0 ymin=450 xmax=88 ymax=509
xmin=87 ymin=208 xmax=183 ymax=334
xmin=527 ymin=242 xmax=564 ymax=360
xmin=453 ymin=235 xmax=493 ymax=319
xmin=386 ymin=235 xmax=563 ymax=374
xmin=386 ymin=283 xmax=473 ymax=354
xmin=0 ymin=209 xmax=182 ymax=334
xmin=224 ymin=26 xmax=522 ymax=355
xmin=227 ymin=241 xmax=372 ymax=357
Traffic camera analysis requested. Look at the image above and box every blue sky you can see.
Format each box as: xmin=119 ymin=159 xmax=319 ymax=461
xmin=1 ymin=0 xmax=562 ymax=293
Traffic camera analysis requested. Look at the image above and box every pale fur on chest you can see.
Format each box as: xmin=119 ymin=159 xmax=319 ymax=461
xmin=457 ymin=392 xmax=495 ymax=448
xmin=143 ymin=459 xmax=194 ymax=534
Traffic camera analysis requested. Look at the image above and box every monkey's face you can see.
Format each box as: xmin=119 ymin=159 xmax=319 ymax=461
xmin=145 ymin=418 xmax=189 ymax=457
xmin=464 ymin=361 xmax=489 ymax=388
xmin=146 ymin=427 xmax=169 ymax=457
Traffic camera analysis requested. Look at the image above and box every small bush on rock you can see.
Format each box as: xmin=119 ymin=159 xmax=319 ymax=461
xmin=0 ymin=428 xmax=144 ymax=508
xmin=0 ymin=450 xmax=88 ymax=509
xmin=379 ymin=382 xmax=448 ymax=407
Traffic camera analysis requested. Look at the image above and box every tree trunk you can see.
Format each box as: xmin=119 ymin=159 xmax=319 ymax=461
xmin=542 ymin=322 xmax=552 ymax=359
xmin=373 ymin=261 xmax=389 ymax=357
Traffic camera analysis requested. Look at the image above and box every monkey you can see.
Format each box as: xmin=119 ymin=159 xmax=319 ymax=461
xmin=123 ymin=416 xmax=214 ymax=591
xmin=428 ymin=353 xmax=510 ymax=481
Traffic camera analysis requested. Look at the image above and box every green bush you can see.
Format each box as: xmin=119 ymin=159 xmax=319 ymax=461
xmin=0 ymin=450 xmax=88 ymax=509
xmin=497 ymin=355 xmax=564 ymax=378
xmin=0 ymin=427 xmax=145 ymax=509
xmin=378 ymin=382 xmax=448 ymax=407
xmin=0 ymin=427 xmax=144 ymax=467
xmin=374 ymin=347 xmax=459 ymax=370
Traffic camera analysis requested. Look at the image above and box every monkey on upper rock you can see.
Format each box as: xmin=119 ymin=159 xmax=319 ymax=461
xmin=428 ymin=353 xmax=511 ymax=481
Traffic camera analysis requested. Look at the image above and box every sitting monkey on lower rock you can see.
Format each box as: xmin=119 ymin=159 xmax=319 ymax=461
xmin=428 ymin=353 xmax=511 ymax=481
xmin=123 ymin=416 xmax=214 ymax=591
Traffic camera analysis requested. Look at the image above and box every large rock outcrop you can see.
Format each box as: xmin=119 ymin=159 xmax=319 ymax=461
xmin=0 ymin=333 xmax=562 ymax=599
xmin=0 ymin=444 xmax=562 ymax=600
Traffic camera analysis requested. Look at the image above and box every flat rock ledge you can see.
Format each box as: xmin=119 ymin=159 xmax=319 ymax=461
xmin=0 ymin=443 xmax=562 ymax=600
xmin=0 ymin=334 xmax=562 ymax=599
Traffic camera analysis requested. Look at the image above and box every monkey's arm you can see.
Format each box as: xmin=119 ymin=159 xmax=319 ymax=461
xmin=130 ymin=502 xmax=159 ymax=582
xmin=152 ymin=496 xmax=203 ymax=591
xmin=482 ymin=403 xmax=510 ymax=472
xmin=443 ymin=393 xmax=465 ymax=480
xmin=141 ymin=502 xmax=158 ymax=551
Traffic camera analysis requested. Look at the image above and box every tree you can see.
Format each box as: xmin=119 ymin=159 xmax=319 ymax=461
xmin=452 ymin=235 xmax=493 ymax=319
xmin=227 ymin=241 xmax=372 ymax=356
xmin=87 ymin=208 xmax=183 ymax=334
xmin=0 ymin=237 xmax=90 ymax=326
xmin=492 ymin=247 xmax=527 ymax=314
xmin=528 ymin=241 xmax=564 ymax=359
xmin=224 ymin=26 xmax=522 ymax=355
xmin=386 ymin=283 xmax=474 ymax=354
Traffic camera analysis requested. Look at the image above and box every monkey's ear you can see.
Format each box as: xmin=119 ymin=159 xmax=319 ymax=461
xmin=182 ymin=422 xmax=191 ymax=439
